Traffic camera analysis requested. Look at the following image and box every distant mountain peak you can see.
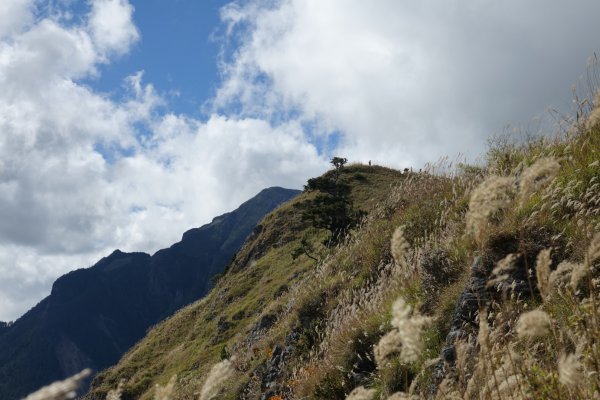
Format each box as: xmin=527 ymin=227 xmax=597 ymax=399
xmin=0 ymin=187 xmax=300 ymax=400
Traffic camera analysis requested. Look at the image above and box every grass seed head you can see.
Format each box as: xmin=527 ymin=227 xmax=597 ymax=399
xmin=391 ymin=297 xmax=432 ymax=363
xmin=558 ymin=353 xmax=584 ymax=388
xmin=154 ymin=375 xmax=176 ymax=400
xmin=105 ymin=380 xmax=124 ymax=400
xmin=374 ymin=329 xmax=403 ymax=367
xmin=199 ymin=359 xmax=235 ymax=400
xmin=535 ymin=248 xmax=552 ymax=298
xmin=466 ymin=175 xmax=514 ymax=244
xmin=587 ymin=89 xmax=600 ymax=129
xmin=516 ymin=309 xmax=552 ymax=339
xmin=345 ymin=386 xmax=376 ymax=400
xmin=519 ymin=157 xmax=560 ymax=203
xmin=24 ymin=369 xmax=91 ymax=400
xmin=391 ymin=226 xmax=410 ymax=267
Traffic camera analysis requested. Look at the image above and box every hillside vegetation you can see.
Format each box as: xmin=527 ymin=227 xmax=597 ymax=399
xmin=32 ymin=90 xmax=600 ymax=399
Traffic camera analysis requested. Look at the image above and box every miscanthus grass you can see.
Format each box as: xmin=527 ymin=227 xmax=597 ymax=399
xmin=515 ymin=309 xmax=552 ymax=339
xmin=587 ymin=88 xmax=600 ymax=129
xmin=466 ymin=175 xmax=514 ymax=245
xmin=518 ymin=157 xmax=560 ymax=205
xmin=155 ymin=375 xmax=177 ymax=400
xmin=373 ymin=297 xmax=433 ymax=366
xmin=23 ymin=369 xmax=91 ymax=400
xmin=345 ymin=386 xmax=377 ymax=400
xmin=198 ymin=359 xmax=235 ymax=400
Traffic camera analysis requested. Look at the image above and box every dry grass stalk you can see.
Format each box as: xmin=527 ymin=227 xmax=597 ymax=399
xmin=587 ymin=89 xmax=600 ymax=129
xmin=390 ymin=297 xmax=433 ymax=363
xmin=105 ymin=380 xmax=124 ymax=400
xmin=466 ymin=175 xmax=514 ymax=244
xmin=391 ymin=226 xmax=410 ymax=269
xmin=23 ymin=369 xmax=91 ymax=400
xmin=518 ymin=157 xmax=560 ymax=204
xmin=154 ymin=375 xmax=176 ymax=400
xmin=535 ymin=248 xmax=552 ymax=298
xmin=345 ymin=386 xmax=376 ymax=400
xmin=558 ymin=353 xmax=584 ymax=388
xmin=386 ymin=391 xmax=414 ymax=399
xmin=549 ymin=261 xmax=576 ymax=292
xmin=516 ymin=309 xmax=552 ymax=339
xmin=199 ymin=359 xmax=235 ymax=400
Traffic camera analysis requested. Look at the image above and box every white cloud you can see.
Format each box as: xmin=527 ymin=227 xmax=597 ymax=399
xmin=215 ymin=0 xmax=600 ymax=167
xmin=88 ymin=0 xmax=139 ymax=57
xmin=0 ymin=0 xmax=33 ymax=39
xmin=3 ymin=0 xmax=600 ymax=322
xmin=0 ymin=0 xmax=325 ymax=321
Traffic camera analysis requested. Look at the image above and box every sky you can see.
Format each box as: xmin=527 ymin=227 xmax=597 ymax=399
xmin=1 ymin=0 xmax=600 ymax=321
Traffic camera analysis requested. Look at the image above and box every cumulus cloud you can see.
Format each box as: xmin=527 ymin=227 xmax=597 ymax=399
xmin=88 ymin=0 xmax=139 ymax=56
xmin=0 ymin=0 xmax=33 ymax=39
xmin=0 ymin=0 xmax=325 ymax=321
xmin=215 ymin=0 xmax=600 ymax=167
xmin=3 ymin=0 xmax=600 ymax=321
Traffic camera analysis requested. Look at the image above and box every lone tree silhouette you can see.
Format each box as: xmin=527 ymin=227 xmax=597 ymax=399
xmin=330 ymin=157 xmax=347 ymax=181
xmin=300 ymin=157 xmax=365 ymax=246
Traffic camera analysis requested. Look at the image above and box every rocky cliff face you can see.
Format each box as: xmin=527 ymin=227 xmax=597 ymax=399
xmin=0 ymin=187 xmax=299 ymax=400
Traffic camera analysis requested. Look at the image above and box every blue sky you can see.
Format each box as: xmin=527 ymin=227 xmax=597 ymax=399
xmin=86 ymin=0 xmax=228 ymax=118
xmin=1 ymin=0 xmax=600 ymax=321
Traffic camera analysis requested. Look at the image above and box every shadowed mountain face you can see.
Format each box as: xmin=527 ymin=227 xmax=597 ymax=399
xmin=0 ymin=187 xmax=300 ymax=400
xmin=0 ymin=322 xmax=9 ymax=337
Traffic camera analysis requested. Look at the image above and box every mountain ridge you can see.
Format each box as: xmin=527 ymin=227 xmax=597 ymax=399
xmin=85 ymin=122 xmax=600 ymax=400
xmin=0 ymin=186 xmax=300 ymax=400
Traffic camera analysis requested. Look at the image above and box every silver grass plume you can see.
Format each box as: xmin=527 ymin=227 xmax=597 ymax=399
xmin=558 ymin=353 xmax=584 ymax=388
xmin=154 ymin=375 xmax=176 ymax=400
xmin=373 ymin=329 xmax=403 ymax=366
xmin=24 ymin=369 xmax=91 ymax=400
xmin=466 ymin=175 xmax=514 ymax=243
xmin=516 ymin=309 xmax=551 ymax=339
xmin=518 ymin=157 xmax=560 ymax=205
xmin=549 ymin=261 xmax=576 ymax=291
xmin=374 ymin=297 xmax=432 ymax=366
xmin=571 ymin=233 xmax=600 ymax=291
xmin=391 ymin=226 xmax=410 ymax=268
xmin=535 ymin=248 xmax=552 ymax=298
xmin=587 ymin=89 xmax=600 ymax=129
xmin=345 ymin=386 xmax=377 ymax=400
xmin=487 ymin=253 xmax=517 ymax=288
xmin=199 ymin=359 xmax=235 ymax=400
xmin=387 ymin=392 xmax=415 ymax=399
xmin=105 ymin=380 xmax=124 ymax=400
xmin=477 ymin=311 xmax=490 ymax=354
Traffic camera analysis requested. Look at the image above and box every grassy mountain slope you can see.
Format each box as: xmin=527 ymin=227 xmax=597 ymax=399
xmin=0 ymin=187 xmax=299 ymax=400
xmin=87 ymin=101 xmax=600 ymax=399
